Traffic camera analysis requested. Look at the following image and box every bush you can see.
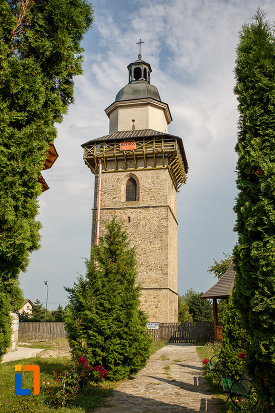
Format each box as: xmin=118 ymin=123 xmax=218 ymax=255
xmin=0 ymin=285 xmax=11 ymax=360
xmin=65 ymin=218 xmax=152 ymax=381
xmin=233 ymin=10 xmax=275 ymax=405
xmin=0 ymin=278 xmax=23 ymax=360
xmin=188 ymin=292 xmax=213 ymax=322
xmin=219 ymin=298 xmax=248 ymax=371
xmin=0 ymin=0 xmax=93 ymax=360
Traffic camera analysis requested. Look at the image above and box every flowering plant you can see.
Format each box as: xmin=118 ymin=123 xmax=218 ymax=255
xmin=238 ymin=352 xmax=245 ymax=360
xmin=75 ymin=355 xmax=108 ymax=385
xmin=203 ymin=358 xmax=210 ymax=365
xmin=44 ymin=369 xmax=81 ymax=407
xmin=44 ymin=356 xmax=108 ymax=407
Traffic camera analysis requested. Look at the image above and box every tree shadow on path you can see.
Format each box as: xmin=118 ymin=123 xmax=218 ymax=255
xmin=96 ymin=388 xmax=221 ymax=413
xmin=177 ymin=363 xmax=204 ymax=371
xmin=148 ymin=375 xmax=215 ymax=397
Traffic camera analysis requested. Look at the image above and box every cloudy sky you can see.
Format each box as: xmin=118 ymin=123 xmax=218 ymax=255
xmin=19 ymin=0 xmax=275 ymax=310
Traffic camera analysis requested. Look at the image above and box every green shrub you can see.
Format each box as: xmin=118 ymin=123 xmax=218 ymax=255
xmin=65 ymin=218 xmax=152 ymax=381
xmin=233 ymin=10 xmax=275 ymax=405
xmin=219 ymin=298 xmax=248 ymax=371
xmin=0 ymin=278 xmax=23 ymax=360
xmin=188 ymin=293 xmax=213 ymax=322
xmin=0 ymin=0 xmax=93 ymax=360
xmin=0 ymin=284 xmax=11 ymax=360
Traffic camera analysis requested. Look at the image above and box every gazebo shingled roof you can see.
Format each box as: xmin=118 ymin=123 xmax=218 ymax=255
xmin=202 ymin=262 xmax=235 ymax=299
xmin=202 ymin=262 xmax=235 ymax=341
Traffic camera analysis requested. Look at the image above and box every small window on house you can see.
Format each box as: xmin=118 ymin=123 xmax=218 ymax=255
xmin=134 ymin=67 xmax=142 ymax=80
xmin=126 ymin=178 xmax=137 ymax=201
xmin=128 ymin=216 xmax=131 ymax=223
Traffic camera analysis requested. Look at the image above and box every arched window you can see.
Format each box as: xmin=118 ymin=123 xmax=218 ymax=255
xmin=126 ymin=178 xmax=137 ymax=201
xmin=134 ymin=67 xmax=142 ymax=80
xmin=143 ymin=68 xmax=147 ymax=80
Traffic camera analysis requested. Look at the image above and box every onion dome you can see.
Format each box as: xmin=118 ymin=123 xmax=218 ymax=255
xmin=115 ymin=54 xmax=161 ymax=102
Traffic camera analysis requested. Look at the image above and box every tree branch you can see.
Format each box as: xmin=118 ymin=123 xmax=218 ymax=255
xmin=11 ymin=0 xmax=33 ymax=41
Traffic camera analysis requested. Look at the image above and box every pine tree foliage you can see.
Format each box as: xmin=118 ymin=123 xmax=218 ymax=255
xmin=52 ymin=304 xmax=65 ymax=321
xmin=188 ymin=292 xmax=213 ymax=322
xmin=65 ymin=219 xmax=152 ymax=381
xmin=179 ymin=290 xmax=213 ymax=322
xmin=178 ymin=295 xmax=192 ymax=322
xmin=0 ymin=0 xmax=93 ymax=360
xmin=233 ymin=10 xmax=275 ymax=404
xmin=31 ymin=298 xmax=45 ymax=321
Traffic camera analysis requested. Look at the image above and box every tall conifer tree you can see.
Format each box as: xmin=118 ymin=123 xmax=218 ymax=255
xmin=233 ymin=10 xmax=275 ymax=404
xmin=65 ymin=219 xmax=152 ymax=381
xmin=0 ymin=0 xmax=93 ymax=359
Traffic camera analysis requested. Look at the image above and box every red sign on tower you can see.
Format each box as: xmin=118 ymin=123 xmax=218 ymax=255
xmin=120 ymin=142 xmax=136 ymax=151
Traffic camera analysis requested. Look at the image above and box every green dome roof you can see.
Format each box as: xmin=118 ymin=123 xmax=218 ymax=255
xmin=115 ymin=81 xmax=161 ymax=102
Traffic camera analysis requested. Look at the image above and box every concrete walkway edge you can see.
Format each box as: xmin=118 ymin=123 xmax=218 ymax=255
xmin=2 ymin=347 xmax=44 ymax=363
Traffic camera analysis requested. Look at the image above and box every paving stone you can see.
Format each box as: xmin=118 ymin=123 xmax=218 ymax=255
xmin=94 ymin=344 xmax=221 ymax=412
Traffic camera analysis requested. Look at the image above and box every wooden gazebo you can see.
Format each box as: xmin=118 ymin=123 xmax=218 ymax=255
xmin=202 ymin=262 xmax=235 ymax=341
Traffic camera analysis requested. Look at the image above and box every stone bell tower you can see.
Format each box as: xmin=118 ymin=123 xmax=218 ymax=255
xmin=82 ymin=47 xmax=188 ymax=322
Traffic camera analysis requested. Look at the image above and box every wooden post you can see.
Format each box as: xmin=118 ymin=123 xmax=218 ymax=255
xmin=213 ymin=298 xmax=218 ymax=341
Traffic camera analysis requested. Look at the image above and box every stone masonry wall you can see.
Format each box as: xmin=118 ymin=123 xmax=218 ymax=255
xmin=92 ymin=165 xmax=178 ymax=322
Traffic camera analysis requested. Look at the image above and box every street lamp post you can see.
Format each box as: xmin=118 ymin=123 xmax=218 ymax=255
xmin=44 ymin=281 xmax=48 ymax=322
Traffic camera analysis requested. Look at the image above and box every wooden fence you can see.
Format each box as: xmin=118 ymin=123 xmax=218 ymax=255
xmin=147 ymin=322 xmax=214 ymax=343
xmin=19 ymin=322 xmax=66 ymax=341
xmin=18 ymin=321 xmax=214 ymax=343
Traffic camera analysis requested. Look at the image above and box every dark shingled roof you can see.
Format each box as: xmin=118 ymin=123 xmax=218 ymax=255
xmin=201 ymin=262 xmax=235 ymax=299
xmin=82 ymin=129 xmax=189 ymax=173
xmin=115 ymin=82 xmax=161 ymax=102
xmin=82 ymin=128 xmax=174 ymax=144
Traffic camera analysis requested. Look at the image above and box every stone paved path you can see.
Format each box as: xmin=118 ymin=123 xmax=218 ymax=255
xmin=94 ymin=343 xmax=221 ymax=413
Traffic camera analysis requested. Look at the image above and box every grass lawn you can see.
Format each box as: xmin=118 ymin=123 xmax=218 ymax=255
xmin=0 ymin=355 xmax=114 ymax=413
xmin=0 ymin=339 xmax=167 ymax=412
xmin=18 ymin=338 xmax=65 ymax=350
xmin=196 ymin=343 xmax=267 ymax=413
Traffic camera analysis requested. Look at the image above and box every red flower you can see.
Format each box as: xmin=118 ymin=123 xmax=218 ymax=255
xmin=203 ymin=358 xmax=210 ymax=364
xmin=238 ymin=352 xmax=245 ymax=359
xmin=78 ymin=356 xmax=88 ymax=366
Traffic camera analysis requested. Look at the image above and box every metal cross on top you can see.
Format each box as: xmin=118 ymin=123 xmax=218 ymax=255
xmin=136 ymin=38 xmax=144 ymax=59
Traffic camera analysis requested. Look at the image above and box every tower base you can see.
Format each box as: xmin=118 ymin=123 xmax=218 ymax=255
xmin=140 ymin=288 xmax=178 ymax=322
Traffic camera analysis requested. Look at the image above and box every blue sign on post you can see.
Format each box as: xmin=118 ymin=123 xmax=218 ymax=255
xmin=147 ymin=323 xmax=159 ymax=330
